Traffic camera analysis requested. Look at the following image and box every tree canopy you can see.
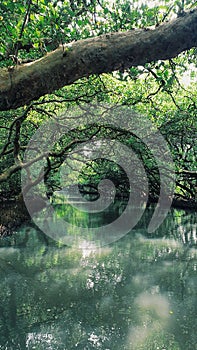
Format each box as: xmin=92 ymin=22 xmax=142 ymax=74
xmin=0 ymin=7 xmax=197 ymax=110
xmin=0 ymin=0 xmax=197 ymax=230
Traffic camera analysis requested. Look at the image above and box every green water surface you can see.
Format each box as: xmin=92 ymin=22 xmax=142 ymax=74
xmin=0 ymin=206 xmax=196 ymax=349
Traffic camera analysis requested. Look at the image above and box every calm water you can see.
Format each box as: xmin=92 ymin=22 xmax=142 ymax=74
xmin=0 ymin=205 xmax=196 ymax=350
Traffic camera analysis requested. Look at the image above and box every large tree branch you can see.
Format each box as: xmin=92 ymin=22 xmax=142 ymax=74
xmin=0 ymin=9 xmax=197 ymax=111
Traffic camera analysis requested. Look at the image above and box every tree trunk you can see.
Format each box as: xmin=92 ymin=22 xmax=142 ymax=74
xmin=0 ymin=194 xmax=47 ymax=236
xmin=0 ymin=9 xmax=197 ymax=111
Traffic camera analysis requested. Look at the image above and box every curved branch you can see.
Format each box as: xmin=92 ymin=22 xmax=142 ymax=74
xmin=0 ymin=9 xmax=197 ymax=111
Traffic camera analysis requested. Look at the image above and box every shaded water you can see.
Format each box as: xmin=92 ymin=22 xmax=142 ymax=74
xmin=0 ymin=205 xmax=196 ymax=349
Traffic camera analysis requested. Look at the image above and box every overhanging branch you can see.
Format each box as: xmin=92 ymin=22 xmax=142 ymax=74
xmin=0 ymin=9 xmax=197 ymax=111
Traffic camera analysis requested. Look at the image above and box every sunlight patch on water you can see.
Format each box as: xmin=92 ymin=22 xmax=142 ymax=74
xmin=137 ymin=235 xmax=182 ymax=249
xmin=77 ymin=240 xmax=112 ymax=259
xmin=127 ymin=293 xmax=175 ymax=350
xmin=26 ymin=332 xmax=56 ymax=349
xmin=78 ymin=240 xmax=98 ymax=258
xmin=135 ymin=292 xmax=170 ymax=319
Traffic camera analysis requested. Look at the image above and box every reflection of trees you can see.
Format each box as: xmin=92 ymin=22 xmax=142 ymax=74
xmin=0 ymin=210 xmax=196 ymax=349
xmin=137 ymin=206 xmax=196 ymax=248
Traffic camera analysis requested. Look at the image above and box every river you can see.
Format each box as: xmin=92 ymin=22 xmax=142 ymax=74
xmin=0 ymin=204 xmax=196 ymax=349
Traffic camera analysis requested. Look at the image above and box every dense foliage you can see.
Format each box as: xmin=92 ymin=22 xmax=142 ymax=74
xmin=0 ymin=0 xmax=196 ymax=208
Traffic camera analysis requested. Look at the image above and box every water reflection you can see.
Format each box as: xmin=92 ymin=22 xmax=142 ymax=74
xmin=0 ymin=207 xmax=196 ymax=349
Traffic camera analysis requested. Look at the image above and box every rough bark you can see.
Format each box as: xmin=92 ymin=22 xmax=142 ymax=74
xmin=0 ymin=9 xmax=197 ymax=111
